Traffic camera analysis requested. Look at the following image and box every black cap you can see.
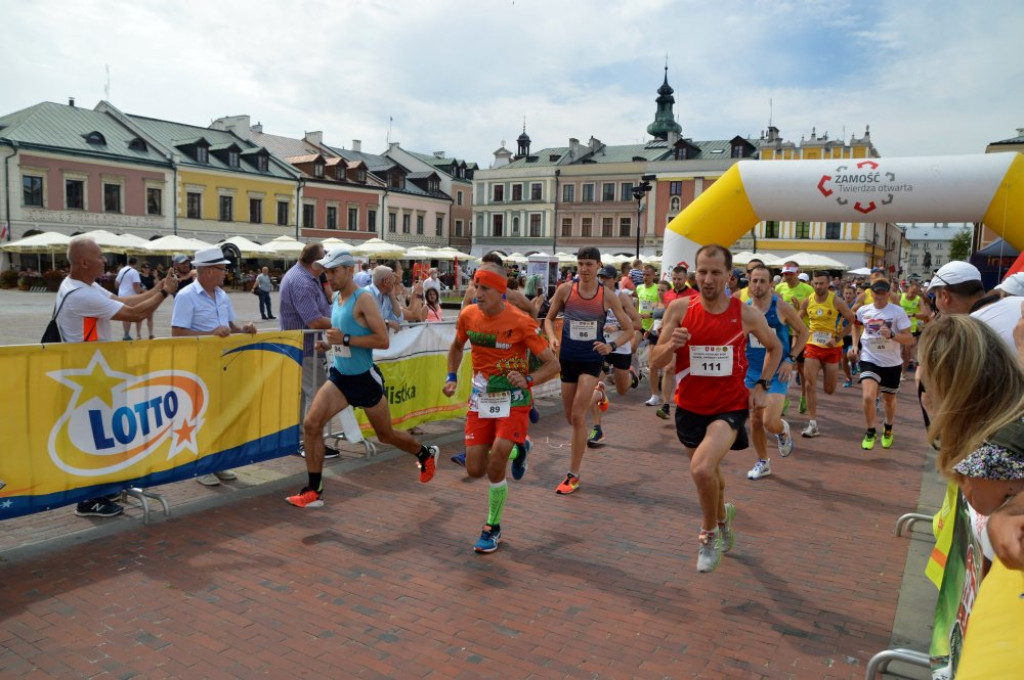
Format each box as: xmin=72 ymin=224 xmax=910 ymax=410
xmin=598 ymin=264 xmax=617 ymax=279
xmin=870 ymin=279 xmax=891 ymax=292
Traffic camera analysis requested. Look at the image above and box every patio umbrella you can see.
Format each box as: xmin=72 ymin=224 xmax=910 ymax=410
xmin=142 ymin=234 xmax=214 ymax=256
xmin=116 ymin=233 xmax=154 ymax=254
xmin=848 ymin=267 xmax=872 ymax=276
xmin=435 ymin=247 xmax=477 ymax=262
xmin=404 ymin=246 xmax=436 ymax=260
xmin=1 ymin=231 xmax=71 ymax=254
xmin=784 ymin=252 xmax=847 ymax=270
xmin=264 ymin=235 xmax=306 ymax=259
xmin=221 ymin=236 xmax=274 ymax=258
xmin=79 ymin=229 xmax=139 ymax=254
xmin=319 ymin=237 xmax=352 ymax=251
xmin=503 ymin=252 xmax=528 ymax=264
xmin=555 ymin=251 xmax=577 ymax=265
xmin=731 ymin=251 xmax=784 ymax=267
xmin=350 ymin=238 xmax=407 ymax=259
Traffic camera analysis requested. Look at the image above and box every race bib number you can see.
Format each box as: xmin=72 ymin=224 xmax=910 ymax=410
xmin=478 ymin=391 xmax=511 ymax=419
xmin=689 ymin=345 xmax=734 ymax=377
xmin=812 ymin=331 xmax=833 ymax=346
xmin=639 ymin=299 xmax=655 ymax=313
xmin=868 ymin=338 xmax=889 ymax=352
xmin=329 ymin=344 xmax=351 ymax=360
xmin=569 ymin=320 xmax=598 ymax=341
xmin=747 ymin=333 xmax=764 ymax=349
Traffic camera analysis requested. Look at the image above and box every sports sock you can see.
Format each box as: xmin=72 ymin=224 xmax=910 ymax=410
xmin=308 ymin=472 xmax=323 ymax=493
xmin=487 ymin=480 xmax=508 ymax=526
xmin=416 ymin=445 xmax=431 ymax=463
xmin=883 ymin=422 xmax=893 ymax=432
xmin=509 ymin=443 xmax=520 ymax=461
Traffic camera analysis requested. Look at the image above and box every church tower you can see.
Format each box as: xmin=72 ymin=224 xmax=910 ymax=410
xmin=646 ymin=66 xmax=682 ymax=140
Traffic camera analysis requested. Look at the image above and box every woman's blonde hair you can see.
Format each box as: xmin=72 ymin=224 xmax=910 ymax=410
xmin=918 ymin=315 xmax=1024 ymax=476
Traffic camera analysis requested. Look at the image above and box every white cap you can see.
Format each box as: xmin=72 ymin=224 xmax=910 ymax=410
xmin=995 ymin=272 xmax=1024 ymax=297
xmin=797 ymin=273 xmax=809 ymax=282
xmin=928 ymin=261 xmax=981 ymax=288
xmin=316 ymin=248 xmax=357 ymax=270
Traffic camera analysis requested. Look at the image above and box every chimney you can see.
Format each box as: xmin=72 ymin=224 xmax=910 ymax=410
xmin=569 ymin=137 xmax=580 ymax=158
xmin=305 ymin=130 xmax=323 ymax=145
xmin=667 ymin=130 xmax=679 ymax=146
xmin=433 ymin=151 xmax=445 ymax=159
xmin=588 ymin=136 xmax=602 ymax=152
xmin=68 ymin=97 xmax=75 ymax=107
xmin=251 ymin=121 xmax=262 ymax=133
xmin=352 ymin=139 xmax=362 ymax=152
xmin=210 ymin=115 xmax=251 ymax=136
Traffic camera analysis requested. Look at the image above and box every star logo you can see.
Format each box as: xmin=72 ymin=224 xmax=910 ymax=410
xmin=49 ymin=351 xmax=132 ymax=409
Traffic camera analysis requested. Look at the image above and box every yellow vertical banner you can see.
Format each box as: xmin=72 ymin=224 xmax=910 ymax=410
xmin=0 ymin=332 xmax=303 ymax=520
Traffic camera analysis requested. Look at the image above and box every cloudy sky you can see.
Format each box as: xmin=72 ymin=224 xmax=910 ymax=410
xmin=2 ymin=1 xmax=1021 ymax=166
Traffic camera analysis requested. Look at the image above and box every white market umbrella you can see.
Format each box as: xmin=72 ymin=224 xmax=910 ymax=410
xmin=435 ymin=247 xmax=477 ymax=262
xmin=319 ymin=237 xmax=353 ymax=251
xmin=732 ymin=251 xmax=784 ymax=267
xmin=119 ymin=233 xmax=156 ymax=254
xmin=221 ymin=235 xmax=273 ymax=258
xmin=1 ymin=231 xmax=71 ymax=254
xmin=783 ymin=252 xmax=847 ymax=270
xmin=555 ymin=251 xmax=578 ymax=265
xmin=350 ymin=238 xmax=407 ymax=259
xmin=848 ymin=266 xmax=872 ymax=276
xmin=265 ymin=235 xmax=306 ymax=259
xmin=142 ymin=234 xmax=213 ymax=256
xmin=78 ymin=229 xmax=141 ymax=254
xmin=503 ymin=252 xmax=528 ymax=264
xmin=404 ymin=246 xmax=436 ymax=260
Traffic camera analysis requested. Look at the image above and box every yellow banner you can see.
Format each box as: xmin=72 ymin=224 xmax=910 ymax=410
xmin=0 ymin=333 xmax=303 ymax=519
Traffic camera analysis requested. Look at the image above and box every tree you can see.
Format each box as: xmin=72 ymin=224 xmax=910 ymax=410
xmin=949 ymin=230 xmax=973 ymax=261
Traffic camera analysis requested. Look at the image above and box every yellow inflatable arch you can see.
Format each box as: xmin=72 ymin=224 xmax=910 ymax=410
xmin=662 ymin=153 xmax=1024 ymax=270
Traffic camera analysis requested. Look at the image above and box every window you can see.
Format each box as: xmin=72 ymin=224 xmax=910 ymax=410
xmin=492 ymin=215 xmax=503 ymax=237
xmin=103 ymin=183 xmax=121 ymax=212
xmin=825 ymin=221 xmax=841 ymax=239
xmin=531 ymin=183 xmax=542 ymax=201
xmin=228 ymin=150 xmax=240 ymax=168
xmin=602 ymin=183 xmax=615 ymax=201
xmin=66 ymin=179 xmax=84 ymax=210
xmin=602 ymin=217 xmax=613 ymax=237
xmin=187 ymin=192 xmax=202 ymax=219
xmin=196 ymin=146 xmax=209 ymax=163
xmin=302 ymin=204 xmax=315 ymax=228
xmin=326 ymin=206 xmax=337 ymax=230
xmin=669 ymin=181 xmax=682 ymax=196
xmin=249 ymin=198 xmax=263 ymax=224
xmin=561 ymin=218 xmax=572 ymax=237
xmin=403 ymin=214 xmax=411 ymax=234
xmin=388 ymin=213 xmax=397 ymax=233
xmin=493 ymin=184 xmax=504 ymax=201
xmin=455 ymin=219 xmax=463 ymax=237
xmin=356 ymin=169 xmax=366 ymax=183
xmin=416 ymin=214 xmax=424 ymax=235
xmin=436 ymin=216 xmax=444 ymax=236
xmin=23 ymin=176 xmax=43 ymax=206
xmin=219 ymin=195 xmax=233 ymax=222
xmin=277 ymin=201 xmax=289 ymax=226
xmin=795 ymin=221 xmax=810 ymax=239
xmin=731 ymin=145 xmax=744 ymax=159
xmin=529 ymin=214 xmax=541 ymax=237
xmin=85 ymin=131 xmax=106 ymax=145
xmin=511 ymin=184 xmax=523 ymax=201
xmin=314 ymin=163 xmax=324 ymax=178
xmin=128 ymin=137 xmax=147 ymax=152
xmin=348 ymin=207 xmax=358 ymax=231
xmin=620 ymin=182 xmax=633 ymax=201
xmin=562 ymin=184 xmax=574 ymax=202
xmin=581 ymin=217 xmax=592 ymax=237
xmin=619 ymin=217 xmax=631 ymax=237
xmin=147 ymin=187 xmax=160 ymax=214
xmin=457 ymin=191 xmax=463 ymax=206
xmin=582 ymin=184 xmax=594 ymax=202
xmin=764 ymin=220 xmax=779 ymax=239
xmin=256 ymin=155 xmax=269 ymax=172
xmin=368 ymin=209 xmax=376 ymax=233
xmin=512 ymin=217 xmax=520 ymax=236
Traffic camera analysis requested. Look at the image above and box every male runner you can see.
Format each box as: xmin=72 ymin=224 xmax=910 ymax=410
xmin=775 ymin=261 xmax=814 ymax=413
xmin=443 ymin=264 xmax=559 ymax=553
xmin=651 ymin=245 xmax=780 ymax=573
xmin=848 ymin=278 xmax=914 ymax=450
xmin=544 ymin=246 xmax=634 ymax=495
xmin=840 ymin=284 xmax=859 ymax=387
xmin=898 ymin=280 xmax=927 ymax=378
xmin=743 ymin=265 xmax=808 ymax=480
xmin=286 ymin=249 xmax=440 ymax=508
xmin=588 ymin=265 xmax=644 ymax=446
xmin=635 ymin=265 xmax=663 ymax=407
xmin=652 ymin=264 xmax=699 ymax=419
xmin=798 ymin=271 xmax=855 ymax=438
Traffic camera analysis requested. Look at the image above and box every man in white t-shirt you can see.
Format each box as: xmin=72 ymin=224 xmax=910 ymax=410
xmin=116 ymin=257 xmax=143 ymax=340
xmin=56 ymin=236 xmax=178 ymax=516
xmin=422 ymin=268 xmax=442 ymax=297
xmin=848 ymin=278 xmax=914 ymax=451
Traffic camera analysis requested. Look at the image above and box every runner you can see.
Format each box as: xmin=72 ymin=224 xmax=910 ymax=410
xmin=847 ymin=278 xmax=914 ymax=450
xmin=544 ymin=246 xmax=634 ymax=495
xmin=286 ymin=249 xmax=441 ymax=508
xmin=840 ymin=284 xmax=859 ymax=387
xmin=743 ymin=265 xmax=808 ymax=480
xmin=652 ymin=264 xmax=699 ymax=419
xmin=635 ymin=265 xmax=663 ymax=408
xmin=650 ymin=245 xmax=780 ymax=572
xmin=797 ymin=271 xmax=855 ymax=438
xmin=588 ymin=265 xmax=644 ymax=446
xmin=775 ymin=260 xmax=814 ymax=414
xmin=898 ymin=280 xmax=927 ymax=379
xmin=443 ymin=264 xmax=559 ymax=553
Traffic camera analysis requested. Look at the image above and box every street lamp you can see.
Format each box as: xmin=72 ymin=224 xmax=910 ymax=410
xmin=632 ymin=174 xmax=654 ymax=258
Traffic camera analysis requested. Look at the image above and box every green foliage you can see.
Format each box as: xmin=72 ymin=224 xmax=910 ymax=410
xmin=949 ymin=230 xmax=973 ymax=261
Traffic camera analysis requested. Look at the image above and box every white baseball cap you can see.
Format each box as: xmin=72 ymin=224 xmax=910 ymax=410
xmin=928 ymin=261 xmax=981 ymax=289
xmin=995 ymin=272 xmax=1024 ymax=297
xmin=797 ymin=273 xmax=809 ymax=282
xmin=316 ymin=248 xmax=357 ymax=270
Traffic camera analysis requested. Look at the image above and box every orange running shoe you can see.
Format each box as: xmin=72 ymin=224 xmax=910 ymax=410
xmin=555 ymin=472 xmax=580 ymax=495
xmin=418 ymin=445 xmax=440 ymax=483
xmin=285 ymin=487 xmax=323 ymax=508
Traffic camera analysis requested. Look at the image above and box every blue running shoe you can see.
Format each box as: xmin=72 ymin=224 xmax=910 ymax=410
xmin=474 ymin=524 xmax=502 ymax=553
xmin=511 ymin=438 xmax=531 ymax=481
xmin=529 ymin=406 xmax=540 ymax=424
xmin=451 ymin=451 xmax=466 ymax=466
xmin=587 ymin=425 xmax=604 ymax=447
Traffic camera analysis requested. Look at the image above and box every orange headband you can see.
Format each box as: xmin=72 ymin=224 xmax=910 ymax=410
xmin=474 ymin=269 xmax=507 ymax=294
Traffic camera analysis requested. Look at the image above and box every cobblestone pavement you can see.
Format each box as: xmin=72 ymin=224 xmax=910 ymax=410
xmin=0 ymin=289 xmax=938 ymax=678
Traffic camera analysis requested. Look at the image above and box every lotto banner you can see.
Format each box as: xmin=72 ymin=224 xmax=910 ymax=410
xmin=0 ymin=333 xmax=303 ymax=521
xmin=353 ymin=322 xmax=472 ymax=433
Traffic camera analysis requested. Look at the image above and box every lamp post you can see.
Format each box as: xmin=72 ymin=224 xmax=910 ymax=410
xmin=632 ymin=175 xmax=654 ymax=258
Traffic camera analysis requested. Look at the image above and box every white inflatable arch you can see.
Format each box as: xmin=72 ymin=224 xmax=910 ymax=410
xmin=662 ymin=153 xmax=1024 ymax=270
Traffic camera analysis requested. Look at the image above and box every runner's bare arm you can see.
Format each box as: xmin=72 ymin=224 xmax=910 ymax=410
xmin=848 ymin=321 xmax=863 ymax=358
xmin=835 ymin=297 xmax=856 ymax=327
xmin=339 ymin=293 xmax=390 ymax=350
xmin=543 ymin=284 xmax=570 ymax=350
xmin=506 ymin=289 xmax=535 ymax=315
xmin=509 ymin=347 xmax=559 ymax=389
xmin=778 ymin=299 xmax=809 ymax=358
xmin=460 ymin=282 xmax=477 ymax=309
xmin=649 ymin=298 xmax=690 ymax=370
xmin=443 ymin=337 xmax=464 ymax=398
xmin=742 ymin=304 xmax=780 ymax=383
xmin=601 ymin=289 xmax=634 ymax=350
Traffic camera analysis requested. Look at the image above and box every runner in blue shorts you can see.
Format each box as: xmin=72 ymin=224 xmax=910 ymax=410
xmin=742 ymin=265 xmax=808 ymax=480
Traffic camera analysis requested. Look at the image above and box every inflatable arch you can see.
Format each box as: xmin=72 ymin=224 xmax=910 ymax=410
xmin=662 ymin=153 xmax=1024 ymax=271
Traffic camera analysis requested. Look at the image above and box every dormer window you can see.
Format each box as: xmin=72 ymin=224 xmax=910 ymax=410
xmin=128 ymin=137 xmax=148 ymax=152
xmin=429 ymin=179 xmax=439 ymax=193
xmin=85 ymin=131 xmax=106 ymax=145
xmin=228 ymin=150 xmax=240 ymax=167
xmin=336 ymin=166 xmax=345 ymax=180
xmin=314 ymin=163 xmax=324 ymax=178
xmin=675 ymin=147 xmax=687 ymax=160
xmin=357 ymin=169 xmax=366 ymax=183
xmin=256 ymin=154 xmax=268 ymax=172
xmin=196 ymin=146 xmax=209 ymax=163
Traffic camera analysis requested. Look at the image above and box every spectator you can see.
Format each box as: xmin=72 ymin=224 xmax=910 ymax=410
xmin=422 ymin=268 xmax=442 ymax=297
xmin=367 ymin=265 xmax=414 ymax=331
xmin=618 ymin=262 xmax=636 ymax=293
xmin=994 ymin=272 xmax=1024 ymax=298
xmin=928 ymin=261 xmax=1022 ymax=349
xmin=353 ymin=262 xmax=372 ymax=288
xmin=58 ymin=236 xmax=178 ymax=516
xmin=115 ymin=257 xmax=142 ymax=340
xmin=171 ymin=247 xmax=256 ymax=486
xmin=137 ymin=262 xmax=157 ymax=339
xmin=629 ymin=259 xmax=644 ymax=286
xmin=424 ymin=287 xmax=444 ymax=322
xmin=252 ymin=266 xmax=276 ymax=320
xmin=170 ymin=253 xmax=197 ymax=295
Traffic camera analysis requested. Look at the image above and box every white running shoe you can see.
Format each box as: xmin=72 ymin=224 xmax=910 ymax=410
xmin=801 ymin=419 xmax=820 ymax=438
xmin=777 ymin=420 xmax=794 ymax=457
xmin=696 ymin=531 xmax=722 ymax=573
xmin=747 ymin=458 xmax=772 ymax=480
xmin=644 ymin=395 xmax=661 ymax=406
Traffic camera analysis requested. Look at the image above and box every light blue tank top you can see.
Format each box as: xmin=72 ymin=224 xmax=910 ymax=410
xmin=745 ymin=295 xmax=789 ymax=369
xmin=331 ymin=288 xmax=374 ymax=375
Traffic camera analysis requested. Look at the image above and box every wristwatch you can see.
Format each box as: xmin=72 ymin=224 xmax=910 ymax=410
xmin=525 ymin=375 xmax=535 ymax=386
xmin=609 ymin=341 xmax=618 ymax=351
xmin=342 ymin=333 xmax=351 ymax=347
xmin=787 ymin=353 xmax=797 ymax=363
xmin=755 ymin=378 xmax=770 ymax=390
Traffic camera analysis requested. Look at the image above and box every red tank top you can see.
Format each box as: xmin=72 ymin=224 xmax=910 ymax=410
xmin=674 ymin=296 xmax=749 ymax=415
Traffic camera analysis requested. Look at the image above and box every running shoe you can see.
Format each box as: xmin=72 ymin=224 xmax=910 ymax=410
xmin=451 ymin=450 xmax=466 ymax=466
xmin=861 ymin=430 xmax=877 ymax=450
xmin=781 ymin=398 xmax=790 ymax=417
xmin=842 ymin=380 xmax=853 ymax=388
xmin=696 ymin=530 xmax=722 ymax=573
xmin=587 ymin=425 xmax=604 ymax=447
xmin=511 ymin=438 xmax=531 ymax=480
xmin=285 ymin=487 xmax=323 ymax=508
xmin=630 ymin=367 xmax=641 ymax=389
xmin=799 ymin=396 xmax=807 ymax=414
xmin=852 ymin=363 xmax=861 ymax=375
xmin=644 ymin=395 xmax=661 ymax=407
xmin=418 ymin=445 xmax=440 ymax=483
xmin=295 ymin=445 xmax=340 ymax=459
xmin=881 ymin=426 xmax=894 ymax=449
xmin=529 ymin=406 xmax=540 ymax=424
xmin=75 ymin=497 xmax=124 ymax=517
xmin=656 ymin=404 xmax=670 ymax=420
xmin=596 ymin=384 xmax=609 ymax=412
xmin=794 ymin=372 xmax=802 ymax=387
xmin=747 ymin=458 xmax=771 ymax=480
xmin=474 ymin=524 xmax=502 ymax=554
xmin=555 ymin=473 xmax=580 ymax=495
xmin=801 ymin=419 xmax=820 ymax=438
xmin=777 ymin=419 xmax=793 ymax=457
xmin=721 ymin=502 xmax=736 ymax=553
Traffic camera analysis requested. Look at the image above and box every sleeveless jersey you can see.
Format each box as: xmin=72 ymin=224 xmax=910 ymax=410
xmin=560 ymin=281 xmax=606 ymax=362
xmin=674 ymin=296 xmax=749 ymax=415
xmin=331 ymin=288 xmax=375 ymax=375
xmin=900 ymin=294 xmax=922 ymax=333
xmin=806 ymin=291 xmax=840 ymax=347
xmin=636 ymin=283 xmax=660 ymax=331
xmin=745 ymin=295 xmax=789 ymax=371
